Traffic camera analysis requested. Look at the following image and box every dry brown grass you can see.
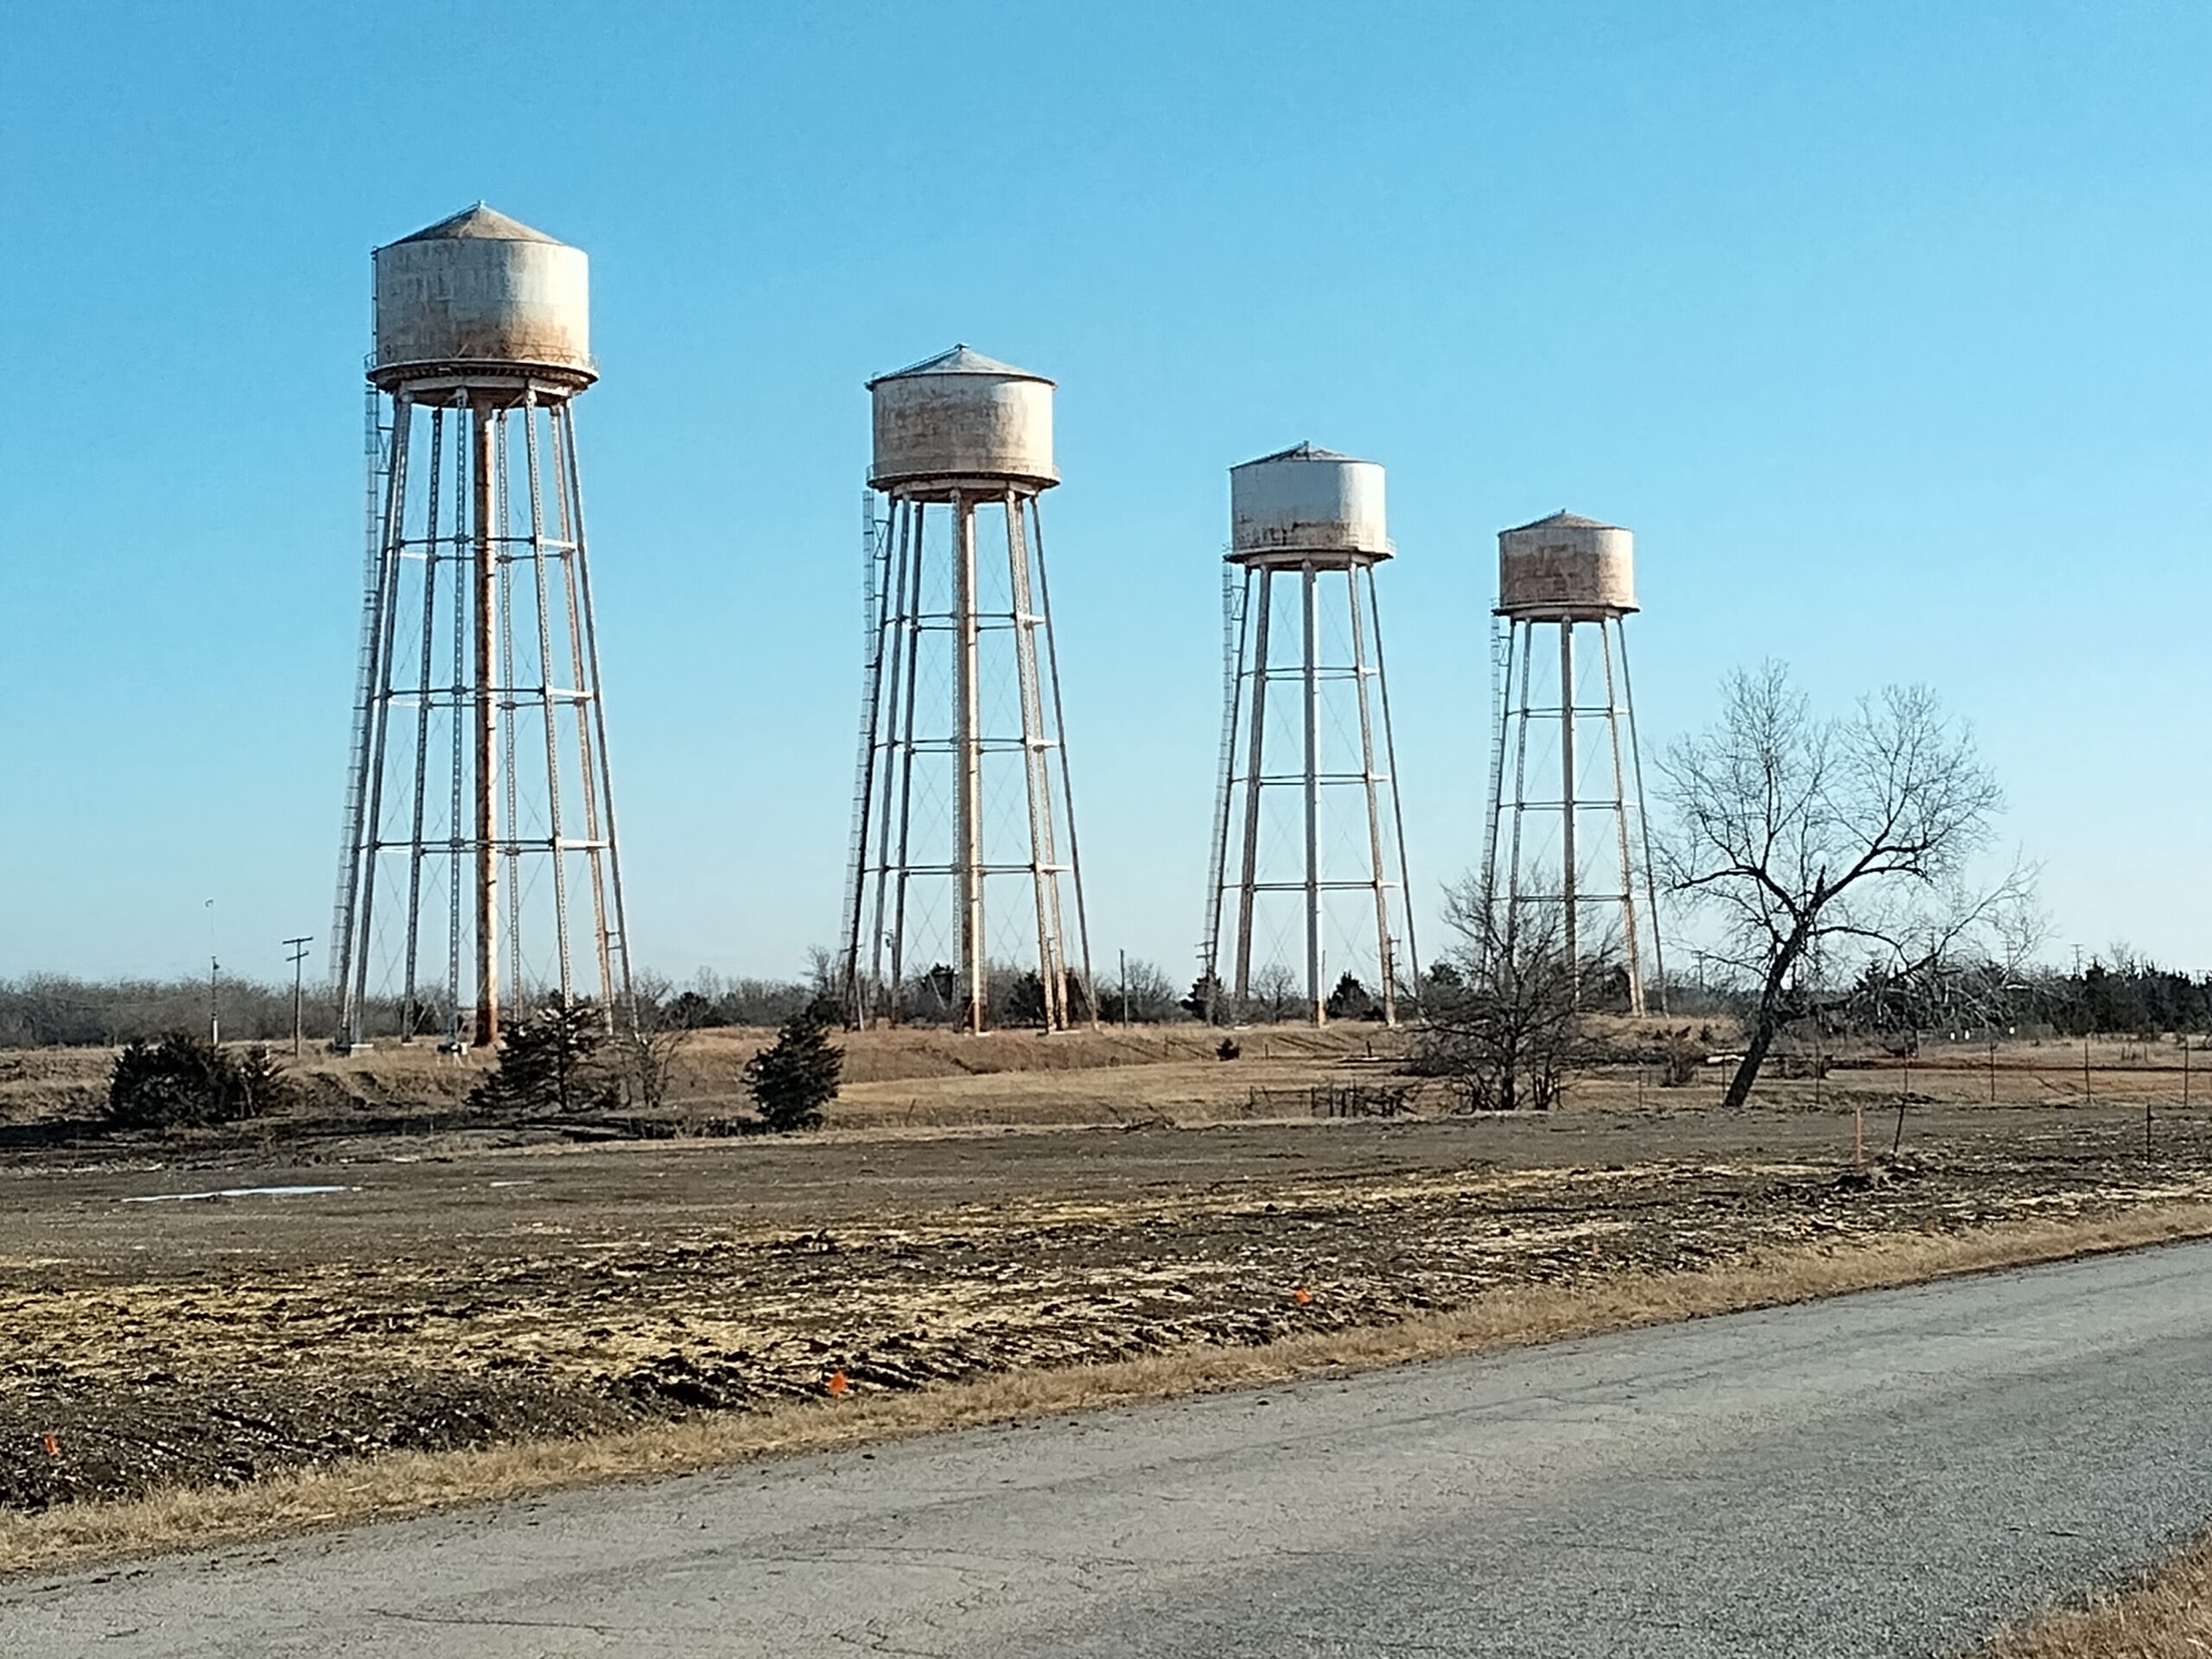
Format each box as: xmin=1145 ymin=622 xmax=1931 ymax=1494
xmin=7 ymin=1199 xmax=2210 ymax=1579
xmin=1976 ymin=1532 xmax=2212 ymax=1656
xmin=1 ymin=1022 xmax=1414 ymax=1128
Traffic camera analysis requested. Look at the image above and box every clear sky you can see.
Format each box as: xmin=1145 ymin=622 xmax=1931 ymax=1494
xmin=2 ymin=0 xmax=2206 ymax=992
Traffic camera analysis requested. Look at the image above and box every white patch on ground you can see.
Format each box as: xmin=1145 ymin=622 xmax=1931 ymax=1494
xmin=121 ymin=1185 xmax=359 ymax=1205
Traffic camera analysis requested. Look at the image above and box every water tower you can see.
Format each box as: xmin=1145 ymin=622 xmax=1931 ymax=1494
xmin=1198 ymin=444 xmax=1418 ymax=1026
xmin=1481 ymin=511 xmax=1665 ymax=1012
xmin=330 ymin=204 xmax=633 ymax=1052
xmin=836 ymin=346 xmax=1095 ymax=1033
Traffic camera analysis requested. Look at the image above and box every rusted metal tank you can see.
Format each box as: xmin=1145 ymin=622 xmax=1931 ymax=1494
xmin=371 ymin=204 xmax=594 ymax=391
xmin=1228 ymin=443 xmax=1389 ymax=568
xmin=868 ymin=346 xmax=1057 ymax=493
xmin=1496 ymin=511 xmax=1637 ymax=618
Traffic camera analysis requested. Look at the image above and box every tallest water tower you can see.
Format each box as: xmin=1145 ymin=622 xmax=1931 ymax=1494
xmin=331 ymin=205 xmax=633 ymax=1052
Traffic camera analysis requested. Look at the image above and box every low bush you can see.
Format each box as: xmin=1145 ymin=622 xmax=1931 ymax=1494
xmin=107 ymin=1033 xmax=293 ymax=1129
xmin=743 ymin=1010 xmax=842 ymax=1133
xmin=470 ymin=998 xmax=618 ymax=1116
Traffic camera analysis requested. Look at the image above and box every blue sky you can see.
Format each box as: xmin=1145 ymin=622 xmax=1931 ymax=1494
xmin=2 ymin=0 xmax=2207 ymax=989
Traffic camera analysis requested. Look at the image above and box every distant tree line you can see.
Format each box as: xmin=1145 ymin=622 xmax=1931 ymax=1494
xmin=1179 ymin=967 xmax=1408 ymax=1026
xmin=838 ymin=956 xmax=1201 ymax=1029
xmin=1808 ymin=954 xmax=2212 ymax=1040
xmin=2 ymin=954 xmax=1239 ymax=1048
xmin=655 ymin=968 xmax=829 ymax=1032
xmin=0 ymin=974 xmax=331 ymax=1048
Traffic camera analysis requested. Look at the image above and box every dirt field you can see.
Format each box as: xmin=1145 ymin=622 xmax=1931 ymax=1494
xmin=3 ymin=1021 xmax=2207 ymax=1519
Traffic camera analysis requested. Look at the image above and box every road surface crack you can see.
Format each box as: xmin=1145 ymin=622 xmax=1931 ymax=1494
xmin=369 ymin=1606 xmax=638 ymax=1637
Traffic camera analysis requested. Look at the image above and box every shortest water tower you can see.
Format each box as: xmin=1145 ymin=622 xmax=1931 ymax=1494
xmin=1482 ymin=511 xmax=1665 ymax=1013
xmin=1199 ymin=444 xmax=1418 ymax=1027
xmin=838 ymin=346 xmax=1095 ymax=1034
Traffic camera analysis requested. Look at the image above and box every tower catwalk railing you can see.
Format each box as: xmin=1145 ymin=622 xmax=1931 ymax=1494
xmin=838 ymin=486 xmax=1095 ymax=1033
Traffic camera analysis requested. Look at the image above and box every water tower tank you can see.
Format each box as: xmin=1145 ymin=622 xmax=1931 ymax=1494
xmin=371 ymin=204 xmax=594 ymax=391
xmin=1496 ymin=511 xmax=1637 ymax=618
xmin=1228 ymin=443 xmax=1389 ymax=567
xmin=868 ymin=346 xmax=1058 ymax=493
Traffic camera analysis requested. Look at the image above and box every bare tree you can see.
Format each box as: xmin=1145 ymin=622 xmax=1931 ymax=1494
xmin=1251 ymin=963 xmax=1300 ymax=1024
xmin=1099 ymin=957 xmax=1181 ymax=1023
xmin=608 ymin=972 xmax=693 ymax=1114
xmin=1420 ymin=883 xmax=1605 ymax=1112
xmin=1658 ymin=663 xmax=2032 ymax=1109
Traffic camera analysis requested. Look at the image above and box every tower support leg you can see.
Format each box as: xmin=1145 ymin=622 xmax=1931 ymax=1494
xmin=1616 ymin=618 xmax=1669 ymax=1015
xmin=399 ymin=405 xmax=450 ymax=1043
xmin=1344 ymin=562 xmax=1395 ymax=1024
xmin=1503 ymin=621 xmax=1536 ymax=962
xmin=1560 ymin=618 xmax=1579 ymax=1006
xmin=474 ymin=404 xmax=500 ymax=1049
xmin=1301 ymin=563 xmax=1323 ymax=1027
xmin=952 ymin=493 xmax=986 ymax=1033
xmin=525 ymin=401 xmax=575 ymax=1020
xmin=1364 ymin=565 xmax=1420 ymax=995
xmin=1599 ymin=618 xmax=1644 ymax=1014
xmin=550 ymin=400 xmax=632 ymax=1027
xmin=1006 ymin=488 xmax=1066 ymax=1029
xmin=1024 ymin=497 xmax=1096 ymax=1027
xmin=887 ymin=499 xmax=926 ymax=1026
xmin=1025 ymin=496 xmax=1096 ymax=1027
xmin=1231 ymin=569 xmax=1273 ymax=1007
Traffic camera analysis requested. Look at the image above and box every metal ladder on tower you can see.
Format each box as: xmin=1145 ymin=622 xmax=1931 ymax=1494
xmin=1474 ymin=612 xmax=1513 ymax=959
xmin=1196 ymin=564 xmax=1246 ymax=1006
xmin=329 ymin=383 xmax=393 ymax=1001
xmin=1481 ymin=613 xmax=1510 ymax=838
xmin=837 ymin=486 xmax=890 ymax=1015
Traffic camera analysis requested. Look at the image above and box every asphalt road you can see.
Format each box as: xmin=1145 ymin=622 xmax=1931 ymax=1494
xmin=10 ymin=1242 xmax=2212 ymax=1658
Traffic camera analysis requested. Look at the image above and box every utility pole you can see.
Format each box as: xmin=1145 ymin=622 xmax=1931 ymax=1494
xmin=1119 ymin=949 xmax=1128 ymax=1030
xmin=283 ymin=937 xmax=315 ymax=1059
xmin=206 ymin=898 xmax=219 ymax=1046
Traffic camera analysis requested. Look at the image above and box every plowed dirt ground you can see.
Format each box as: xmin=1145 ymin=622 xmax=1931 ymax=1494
xmin=5 ymin=1046 xmax=2207 ymax=1515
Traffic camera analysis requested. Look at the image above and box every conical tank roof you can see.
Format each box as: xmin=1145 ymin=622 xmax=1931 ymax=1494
xmin=1233 ymin=441 xmax=1364 ymax=470
xmin=1503 ymin=509 xmax=1617 ymax=533
xmin=869 ymin=344 xmax=1052 ymax=387
xmin=385 ymin=203 xmax=567 ymax=248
